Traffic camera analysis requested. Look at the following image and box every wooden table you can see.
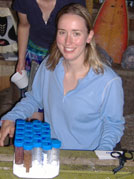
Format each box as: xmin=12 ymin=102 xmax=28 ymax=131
xmin=0 ymin=146 xmax=134 ymax=179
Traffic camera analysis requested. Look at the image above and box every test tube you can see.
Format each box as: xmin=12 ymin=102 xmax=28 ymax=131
xmin=42 ymin=141 xmax=52 ymax=165
xmin=32 ymin=139 xmax=42 ymax=166
xmin=23 ymin=141 xmax=33 ymax=173
xmin=14 ymin=138 xmax=24 ymax=165
xmin=15 ymin=128 xmax=25 ymax=141
xmin=50 ymin=139 xmax=61 ymax=166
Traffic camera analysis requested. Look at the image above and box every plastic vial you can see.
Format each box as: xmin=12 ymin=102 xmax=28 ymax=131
xmin=25 ymin=126 xmax=33 ymax=132
xmin=33 ymin=123 xmax=42 ymax=129
xmin=32 ymin=139 xmax=42 ymax=166
xmin=16 ymin=123 xmax=25 ymax=130
xmin=42 ymin=122 xmax=50 ymax=128
xmin=16 ymin=119 xmax=26 ymax=125
xmin=42 ymin=137 xmax=51 ymax=143
xmin=25 ymin=121 xmax=33 ymax=127
xmin=24 ymin=131 xmax=33 ymax=138
xmin=34 ymin=133 xmax=42 ymax=140
xmin=32 ymin=119 xmax=42 ymax=125
xmin=42 ymin=131 xmax=51 ymax=138
xmin=23 ymin=142 xmax=33 ymax=173
xmin=33 ymin=122 xmax=42 ymax=134
xmin=50 ymin=139 xmax=61 ymax=166
xmin=42 ymin=142 xmax=52 ymax=166
xmin=33 ymin=128 xmax=42 ymax=135
xmin=14 ymin=138 xmax=24 ymax=165
xmin=15 ymin=129 xmax=24 ymax=141
xmin=15 ymin=133 xmax=24 ymax=140
xmin=15 ymin=128 xmax=25 ymax=135
xmin=24 ymin=136 xmax=33 ymax=143
xmin=42 ymin=122 xmax=50 ymax=131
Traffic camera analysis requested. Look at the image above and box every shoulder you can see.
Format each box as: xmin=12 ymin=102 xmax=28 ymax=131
xmin=91 ymin=65 xmax=122 ymax=87
xmin=13 ymin=0 xmax=33 ymax=13
xmin=103 ymin=65 xmax=120 ymax=80
xmin=100 ymin=65 xmax=122 ymax=89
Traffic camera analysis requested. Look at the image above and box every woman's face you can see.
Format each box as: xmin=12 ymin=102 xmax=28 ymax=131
xmin=56 ymin=13 xmax=93 ymax=63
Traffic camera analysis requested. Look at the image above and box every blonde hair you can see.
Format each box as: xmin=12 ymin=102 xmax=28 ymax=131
xmin=46 ymin=3 xmax=104 ymax=73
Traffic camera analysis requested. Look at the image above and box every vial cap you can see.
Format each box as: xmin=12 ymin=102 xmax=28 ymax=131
xmin=42 ymin=122 xmax=50 ymax=128
xmin=25 ymin=126 xmax=33 ymax=132
xmin=15 ymin=133 xmax=24 ymax=140
xmin=42 ymin=131 xmax=51 ymax=138
xmin=32 ymin=120 xmax=42 ymax=125
xmin=33 ymin=120 xmax=41 ymax=125
xmin=33 ymin=129 xmax=42 ymax=134
xmin=24 ymin=136 xmax=33 ymax=142
xmin=42 ymin=137 xmax=51 ymax=143
xmin=16 ymin=119 xmax=26 ymax=125
xmin=23 ymin=142 xmax=33 ymax=150
xmin=42 ymin=142 xmax=52 ymax=150
xmin=25 ymin=122 xmax=33 ymax=127
xmin=52 ymin=139 xmax=61 ymax=149
xmin=34 ymin=133 xmax=42 ymax=139
xmin=14 ymin=139 xmax=23 ymax=147
xmin=25 ymin=131 xmax=33 ymax=137
xmin=33 ymin=139 xmax=42 ymax=147
xmin=42 ymin=126 xmax=50 ymax=133
xmin=15 ymin=128 xmax=25 ymax=134
xmin=16 ymin=124 xmax=25 ymax=130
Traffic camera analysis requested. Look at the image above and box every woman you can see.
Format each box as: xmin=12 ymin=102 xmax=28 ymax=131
xmin=0 ymin=4 xmax=125 ymax=150
xmin=13 ymin=0 xmax=85 ymax=120
xmin=14 ymin=0 xmax=85 ymax=74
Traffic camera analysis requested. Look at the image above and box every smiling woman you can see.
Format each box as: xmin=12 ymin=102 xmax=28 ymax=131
xmin=56 ymin=14 xmax=92 ymax=62
xmin=56 ymin=13 xmax=94 ymax=95
xmin=0 ymin=4 xmax=125 ymax=151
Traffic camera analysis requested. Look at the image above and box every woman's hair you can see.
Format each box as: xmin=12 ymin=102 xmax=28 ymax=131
xmin=46 ymin=3 xmax=104 ymax=73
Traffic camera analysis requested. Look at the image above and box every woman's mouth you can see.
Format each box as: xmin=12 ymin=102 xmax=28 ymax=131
xmin=64 ymin=47 xmax=75 ymax=52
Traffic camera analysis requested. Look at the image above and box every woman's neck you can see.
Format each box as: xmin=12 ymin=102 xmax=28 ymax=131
xmin=36 ymin=0 xmax=56 ymax=23
xmin=63 ymin=60 xmax=90 ymax=79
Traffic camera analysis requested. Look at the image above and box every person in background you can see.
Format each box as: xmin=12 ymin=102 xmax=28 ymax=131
xmin=13 ymin=0 xmax=86 ymax=121
xmin=0 ymin=4 xmax=125 ymax=150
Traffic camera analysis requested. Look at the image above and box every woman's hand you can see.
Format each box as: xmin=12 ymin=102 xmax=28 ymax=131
xmin=0 ymin=120 xmax=15 ymax=146
xmin=16 ymin=59 xmax=25 ymax=74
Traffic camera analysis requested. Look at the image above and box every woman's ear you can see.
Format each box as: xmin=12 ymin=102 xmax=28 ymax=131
xmin=86 ymin=30 xmax=94 ymax=44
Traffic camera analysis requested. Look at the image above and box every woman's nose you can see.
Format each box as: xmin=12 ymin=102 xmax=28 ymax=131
xmin=65 ymin=34 xmax=72 ymax=45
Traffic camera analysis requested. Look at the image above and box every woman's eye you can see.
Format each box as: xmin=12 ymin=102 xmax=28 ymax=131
xmin=73 ymin=32 xmax=81 ymax=36
xmin=58 ymin=30 xmax=65 ymax=35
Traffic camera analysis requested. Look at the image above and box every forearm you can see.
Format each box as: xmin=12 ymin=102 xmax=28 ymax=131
xmin=16 ymin=12 xmax=30 ymax=73
xmin=1 ymin=91 xmax=40 ymax=122
xmin=17 ymin=23 xmax=30 ymax=64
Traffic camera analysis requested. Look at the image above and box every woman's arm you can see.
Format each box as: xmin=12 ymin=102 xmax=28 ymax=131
xmin=98 ymin=77 xmax=125 ymax=150
xmin=0 ymin=60 xmax=47 ymax=146
xmin=16 ymin=12 xmax=30 ymax=74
